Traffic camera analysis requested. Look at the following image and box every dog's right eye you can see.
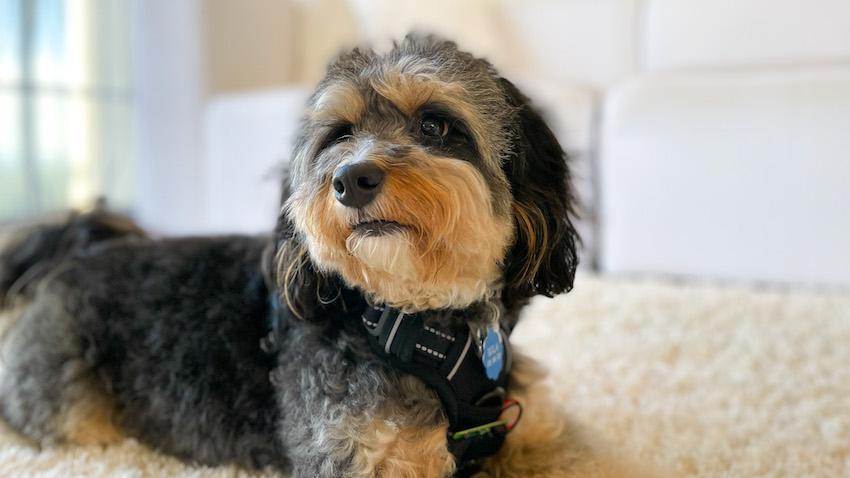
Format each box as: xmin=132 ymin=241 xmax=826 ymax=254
xmin=420 ymin=116 xmax=448 ymax=138
xmin=321 ymin=124 xmax=354 ymax=150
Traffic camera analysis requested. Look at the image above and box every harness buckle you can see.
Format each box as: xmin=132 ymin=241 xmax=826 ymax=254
xmin=450 ymin=419 xmax=509 ymax=441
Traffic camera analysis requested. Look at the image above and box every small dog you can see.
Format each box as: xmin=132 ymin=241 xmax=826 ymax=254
xmin=0 ymin=35 xmax=637 ymax=477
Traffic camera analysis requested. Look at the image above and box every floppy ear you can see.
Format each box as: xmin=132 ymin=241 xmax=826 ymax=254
xmin=269 ymin=169 xmax=334 ymax=321
xmin=498 ymin=79 xmax=580 ymax=309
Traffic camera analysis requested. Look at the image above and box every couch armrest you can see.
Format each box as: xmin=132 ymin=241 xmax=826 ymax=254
xmin=600 ymin=67 xmax=850 ymax=285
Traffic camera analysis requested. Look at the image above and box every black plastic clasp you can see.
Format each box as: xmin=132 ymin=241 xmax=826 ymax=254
xmin=366 ymin=307 xmax=424 ymax=363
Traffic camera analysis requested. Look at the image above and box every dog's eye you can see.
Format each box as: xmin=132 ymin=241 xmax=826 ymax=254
xmin=331 ymin=124 xmax=354 ymax=142
xmin=322 ymin=124 xmax=354 ymax=149
xmin=420 ymin=115 xmax=448 ymax=138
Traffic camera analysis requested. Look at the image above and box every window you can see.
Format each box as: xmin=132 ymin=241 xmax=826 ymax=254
xmin=0 ymin=0 xmax=134 ymax=222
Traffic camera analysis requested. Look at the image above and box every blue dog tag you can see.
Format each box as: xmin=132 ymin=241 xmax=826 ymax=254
xmin=481 ymin=325 xmax=504 ymax=381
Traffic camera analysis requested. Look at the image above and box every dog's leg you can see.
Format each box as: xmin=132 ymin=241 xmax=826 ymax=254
xmin=476 ymin=351 xmax=653 ymax=478
xmin=0 ymin=296 xmax=121 ymax=446
xmin=283 ymin=396 xmax=456 ymax=477
xmin=331 ymin=413 xmax=455 ymax=478
xmin=275 ymin=354 xmax=455 ymax=478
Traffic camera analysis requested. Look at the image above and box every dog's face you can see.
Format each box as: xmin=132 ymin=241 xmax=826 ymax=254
xmin=283 ymin=35 xmax=578 ymax=312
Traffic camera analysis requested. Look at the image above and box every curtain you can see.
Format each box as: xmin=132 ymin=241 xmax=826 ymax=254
xmin=0 ymin=0 xmax=133 ymax=222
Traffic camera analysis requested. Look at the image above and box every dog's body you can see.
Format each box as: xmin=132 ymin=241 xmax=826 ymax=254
xmin=0 ymin=36 xmax=647 ymax=477
xmin=0 ymin=233 xmax=282 ymax=464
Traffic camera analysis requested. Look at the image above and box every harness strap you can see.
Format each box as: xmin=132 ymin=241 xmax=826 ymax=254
xmin=361 ymin=305 xmax=513 ymax=474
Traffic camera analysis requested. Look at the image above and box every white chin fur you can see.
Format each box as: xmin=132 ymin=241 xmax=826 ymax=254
xmin=345 ymin=233 xmax=417 ymax=280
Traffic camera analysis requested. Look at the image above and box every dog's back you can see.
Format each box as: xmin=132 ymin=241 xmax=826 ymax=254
xmin=0 ymin=206 xmax=146 ymax=308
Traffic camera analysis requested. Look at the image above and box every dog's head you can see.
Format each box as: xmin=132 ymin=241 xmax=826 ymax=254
xmin=279 ymin=34 xmax=578 ymax=314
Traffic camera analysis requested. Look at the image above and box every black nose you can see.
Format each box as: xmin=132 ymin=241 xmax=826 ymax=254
xmin=332 ymin=161 xmax=385 ymax=208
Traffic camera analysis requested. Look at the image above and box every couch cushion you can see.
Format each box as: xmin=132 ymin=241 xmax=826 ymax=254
xmin=600 ymin=67 xmax=850 ymax=285
xmin=644 ymin=0 xmax=850 ymax=71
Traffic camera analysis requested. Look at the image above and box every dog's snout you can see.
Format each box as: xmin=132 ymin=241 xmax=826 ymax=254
xmin=332 ymin=161 xmax=385 ymax=208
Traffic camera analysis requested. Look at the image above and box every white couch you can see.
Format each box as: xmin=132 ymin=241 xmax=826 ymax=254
xmin=200 ymin=0 xmax=850 ymax=287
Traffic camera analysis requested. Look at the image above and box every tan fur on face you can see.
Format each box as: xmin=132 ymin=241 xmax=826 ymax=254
xmin=313 ymin=83 xmax=365 ymax=124
xmin=370 ymin=71 xmax=464 ymax=117
xmin=288 ymin=152 xmax=513 ymax=311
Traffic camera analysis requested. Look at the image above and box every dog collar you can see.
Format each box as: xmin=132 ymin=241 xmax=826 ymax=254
xmin=361 ymin=304 xmax=516 ymax=475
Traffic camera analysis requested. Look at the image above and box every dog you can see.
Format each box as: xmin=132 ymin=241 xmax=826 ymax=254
xmin=0 ymin=35 xmax=642 ymax=477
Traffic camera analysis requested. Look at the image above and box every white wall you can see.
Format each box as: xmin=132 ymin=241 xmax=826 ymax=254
xmin=131 ymin=0 xmax=207 ymax=235
xmin=131 ymin=0 xmax=294 ymax=235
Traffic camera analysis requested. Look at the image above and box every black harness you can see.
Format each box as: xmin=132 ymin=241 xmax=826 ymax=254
xmin=361 ymin=304 xmax=516 ymax=476
xmin=267 ymin=294 xmax=517 ymax=476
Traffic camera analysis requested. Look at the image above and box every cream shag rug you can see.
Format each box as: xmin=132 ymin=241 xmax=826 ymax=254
xmin=1 ymin=275 xmax=848 ymax=477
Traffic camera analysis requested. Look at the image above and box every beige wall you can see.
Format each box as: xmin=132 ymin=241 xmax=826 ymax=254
xmin=290 ymin=0 xmax=362 ymax=84
xmin=202 ymin=0 xmax=295 ymax=95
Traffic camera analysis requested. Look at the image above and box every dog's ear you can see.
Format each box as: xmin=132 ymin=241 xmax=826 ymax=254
xmin=270 ymin=171 xmax=329 ymax=321
xmin=499 ymin=78 xmax=580 ymax=309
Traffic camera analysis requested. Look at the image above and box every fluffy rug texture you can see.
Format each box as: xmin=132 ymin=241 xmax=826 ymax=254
xmin=1 ymin=274 xmax=848 ymax=477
